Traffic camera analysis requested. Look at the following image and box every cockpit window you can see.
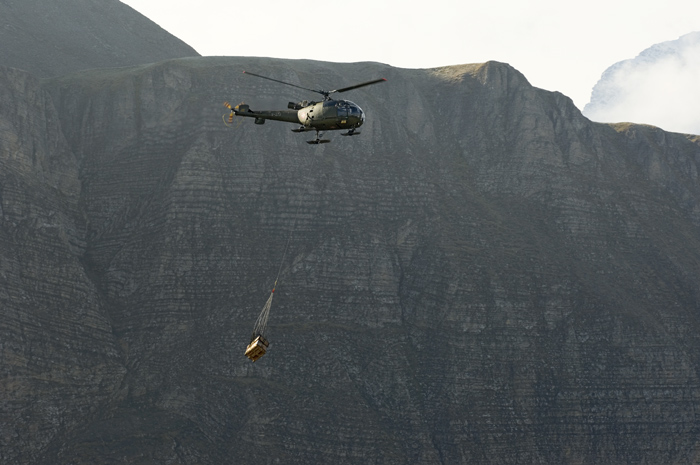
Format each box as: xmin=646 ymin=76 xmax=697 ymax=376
xmin=344 ymin=101 xmax=361 ymax=115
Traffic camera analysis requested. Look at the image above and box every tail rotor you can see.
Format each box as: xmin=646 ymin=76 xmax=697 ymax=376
xmin=222 ymin=101 xmax=244 ymax=128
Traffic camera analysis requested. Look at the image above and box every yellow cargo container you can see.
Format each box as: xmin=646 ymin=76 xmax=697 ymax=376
xmin=245 ymin=335 xmax=270 ymax=362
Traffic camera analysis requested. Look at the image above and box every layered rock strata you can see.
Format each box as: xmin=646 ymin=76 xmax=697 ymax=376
xmin=2 ymin=57 xmax=700 ymax=463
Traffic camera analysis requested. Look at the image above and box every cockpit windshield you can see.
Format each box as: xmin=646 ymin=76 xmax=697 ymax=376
xmin=340 ymin=100 xmax=362 ymax=115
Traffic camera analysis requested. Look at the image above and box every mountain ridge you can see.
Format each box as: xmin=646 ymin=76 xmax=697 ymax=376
xmin=0 ymin=0 xmax=199 ymax=78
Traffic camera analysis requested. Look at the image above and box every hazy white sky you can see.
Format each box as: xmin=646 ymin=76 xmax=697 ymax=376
xmin=120 ymin=0 xmax=699 ymax=111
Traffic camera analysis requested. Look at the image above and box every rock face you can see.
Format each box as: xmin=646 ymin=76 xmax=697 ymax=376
xmin=0 ymin=66 xmax=124 ymax=464
xmin=0 ymin=0 xmax=199 ymax=77
xmin=583 ymin=31 xmax=700 ymax=134
xmin=3 ymin=56 xmax=700 ymax=464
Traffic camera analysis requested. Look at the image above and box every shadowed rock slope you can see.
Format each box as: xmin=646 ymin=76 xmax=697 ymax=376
xmin=0 ymin=0 xmax=199 ymax=78
xmin=3 ymin=57 xmax=700 ymax=464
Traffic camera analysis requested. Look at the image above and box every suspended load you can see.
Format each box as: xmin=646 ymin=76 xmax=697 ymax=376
xmin=243 ymin=197 xmax=299 ymax=362
xmin=245 ymin=335 xmax=269 ymax=362
xmin=245 ymin=283 xmax=275 ymax=362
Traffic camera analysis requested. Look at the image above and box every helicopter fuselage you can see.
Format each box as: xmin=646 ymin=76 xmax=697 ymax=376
xmin=233 ymin=99 xmax=365 ymax=131
xmin=227 ymin=71 xmax=384 ymax=143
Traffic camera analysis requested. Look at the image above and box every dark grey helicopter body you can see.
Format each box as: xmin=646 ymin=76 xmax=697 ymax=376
xmin=226 ymin=71 xmax=385 ymax=144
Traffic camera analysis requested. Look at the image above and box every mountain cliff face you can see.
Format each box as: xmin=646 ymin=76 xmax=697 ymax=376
xmin=0 ymin=0 xmax=199 ymax=77
xmin=0 ymin=66 xmax=124 ymax=464
xmin=2 ymin=56 xmax=700 ymax=464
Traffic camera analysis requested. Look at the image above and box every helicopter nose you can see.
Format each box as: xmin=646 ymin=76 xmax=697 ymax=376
xmin=349 ymin=104 xmax=364 ymax=127
xmin=349 ymin=110 xmax=364 ymax=127
xmin=340 ymin=101 xmax=364 ymax=127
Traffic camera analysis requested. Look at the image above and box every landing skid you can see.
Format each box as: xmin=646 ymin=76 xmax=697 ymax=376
xmin=306 ymin=130 xmax=330 ymax=144
xmin=341 ymin=128 xmax=361 ymax=137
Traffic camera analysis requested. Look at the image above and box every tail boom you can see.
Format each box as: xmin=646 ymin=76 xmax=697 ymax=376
xmin=226 ymin=102 xmax=300 ymax=124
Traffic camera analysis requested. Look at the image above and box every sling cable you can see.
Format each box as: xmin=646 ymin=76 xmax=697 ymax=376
xmin=245 ymin=204 xmax=300 ymax=362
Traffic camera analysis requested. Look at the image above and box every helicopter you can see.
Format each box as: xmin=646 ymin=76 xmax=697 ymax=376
xmin=224 ymin=71 xmax=386 ymax=144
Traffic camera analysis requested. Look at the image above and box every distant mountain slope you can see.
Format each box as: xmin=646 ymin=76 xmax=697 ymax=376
xmin=0 ymin=0 xmax=199 ymax=77
xmin=583 ymin=31 xmax=700 ymax=134
xmin=3 ymin=56 xmax=700 ymax=464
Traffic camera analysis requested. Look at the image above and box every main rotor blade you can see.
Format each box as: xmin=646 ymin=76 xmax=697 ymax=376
xmin=332 ymin=78 xmax=387 ymax=94
xmin=243 ymin=71 xmax=326 ymax=96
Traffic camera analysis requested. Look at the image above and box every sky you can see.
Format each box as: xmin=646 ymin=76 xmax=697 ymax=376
xmin=120 ymin=0 xmax=700 ymax=118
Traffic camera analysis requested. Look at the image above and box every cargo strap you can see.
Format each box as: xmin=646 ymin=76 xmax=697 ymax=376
xmin=250 ymin=202 xmax=300 ymax=342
